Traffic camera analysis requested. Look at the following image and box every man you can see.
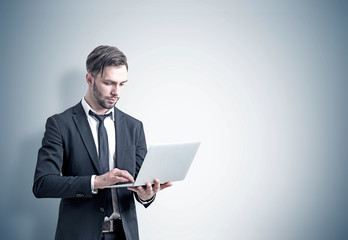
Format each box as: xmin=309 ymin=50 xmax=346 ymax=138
xmin=33 ymin=45 xmax=172 ymax=240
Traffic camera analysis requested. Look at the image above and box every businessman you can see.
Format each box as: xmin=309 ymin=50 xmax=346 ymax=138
xmin=33 ymin=45 xmax=172 ymax=240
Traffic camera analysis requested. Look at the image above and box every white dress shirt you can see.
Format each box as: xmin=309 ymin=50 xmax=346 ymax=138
xmin=81 ymin=98 xmax=121 ymax=220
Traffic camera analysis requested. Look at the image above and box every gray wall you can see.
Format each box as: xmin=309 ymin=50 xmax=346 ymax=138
xmin=1 ymin=0 xmax=347 ymax=239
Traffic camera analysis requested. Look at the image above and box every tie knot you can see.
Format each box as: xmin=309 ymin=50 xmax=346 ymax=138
xmin=89 ymin=110 xmax=112 ymax=122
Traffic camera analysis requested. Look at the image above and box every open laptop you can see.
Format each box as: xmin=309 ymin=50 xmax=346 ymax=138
xmin=106 ymin=141 xmax=201 ymax=188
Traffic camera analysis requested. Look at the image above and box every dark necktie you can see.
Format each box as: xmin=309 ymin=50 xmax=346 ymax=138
xmin=89 ymin=110 xmax=113 ymax=217
xmin=89 ymin=110 xmax=111 ymax=173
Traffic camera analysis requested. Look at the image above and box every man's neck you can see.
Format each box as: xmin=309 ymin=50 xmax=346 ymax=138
xmin=84 ymin=96 xmax=109 ymax=115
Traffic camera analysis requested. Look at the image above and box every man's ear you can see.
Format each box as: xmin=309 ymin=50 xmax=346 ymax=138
xmin=86 ymin=73 xmax=93 ymax=86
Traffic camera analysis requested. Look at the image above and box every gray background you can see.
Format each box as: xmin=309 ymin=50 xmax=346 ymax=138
xmin=0 ymin=0 xmax=347 ymax=239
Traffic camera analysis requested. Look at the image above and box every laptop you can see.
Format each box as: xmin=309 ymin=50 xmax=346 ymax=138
xmin=106 ymin=141 xmax=201 ymax=188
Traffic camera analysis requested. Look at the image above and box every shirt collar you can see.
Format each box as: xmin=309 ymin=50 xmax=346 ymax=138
xmin=81 ymin=97 xmax=115 ymax=121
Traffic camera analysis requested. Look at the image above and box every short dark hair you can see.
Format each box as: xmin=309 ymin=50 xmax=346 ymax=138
xmin=86 ymin=45 xmax=128 ymax=78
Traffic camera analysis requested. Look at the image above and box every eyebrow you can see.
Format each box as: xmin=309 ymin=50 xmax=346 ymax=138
xmin=103 ymin=79 xmax=128 ymax=84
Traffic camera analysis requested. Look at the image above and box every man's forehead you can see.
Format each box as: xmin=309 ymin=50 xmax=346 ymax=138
xmin=100 ymin=65 xmax=128 ymax=80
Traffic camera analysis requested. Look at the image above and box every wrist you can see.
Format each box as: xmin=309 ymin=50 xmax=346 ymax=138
xmin=94 ymin=175 xmax=103 ymax=189
xmin=138 ymin=194 xmax=155 ymax=202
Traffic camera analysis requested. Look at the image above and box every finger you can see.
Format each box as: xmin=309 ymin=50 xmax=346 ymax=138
xmin=115 ymin=176 xmax=132 ymax=183
xmin=141 ymin=183 xmax=154 ymax=196
xmin=112 ymin=169 xmax=134 ymax=183
xmin=127 ymin=187 xmax=139 ymax=193
xmin=152 ymin=179 xmax=160 ymax=193
xmin=153 ymin=179 xmax=160 ymax=185
xmin=127 ymin=185 xmax=145 ymax=193
xmin=160 ymin=181 xmax=173 ymax=190
xmin=146 ymin=182 xmax=152 ymax=190
xmin=137 ymin=185 xmax=146 ymax=194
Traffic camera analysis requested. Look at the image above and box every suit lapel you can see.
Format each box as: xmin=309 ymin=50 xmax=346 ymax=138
xmin=115 ymin=107 xmax=126 ymax=169
xmin=72 ymin=102 xmax=102 ymax=175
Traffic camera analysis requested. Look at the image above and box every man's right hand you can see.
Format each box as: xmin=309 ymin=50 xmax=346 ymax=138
xmin=94 ymin=168 xmax=134 ymax=189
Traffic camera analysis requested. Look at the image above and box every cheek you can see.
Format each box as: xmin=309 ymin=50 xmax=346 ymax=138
xmin=106 ymin=86 xmax=114 ymax=93
xmin=99 ymin=85 xmax=110 ymax=95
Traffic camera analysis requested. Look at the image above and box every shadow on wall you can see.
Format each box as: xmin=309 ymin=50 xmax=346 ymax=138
xmin=59 ymin=69 xmax=86 ymax=110
xmin=1 ymin=69 xmax=86 ymax=240
xmin=5 ymin=132 xmax=59 ymax=240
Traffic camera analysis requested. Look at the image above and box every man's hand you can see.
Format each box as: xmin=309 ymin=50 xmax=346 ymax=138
xmin=94 ymin=168 xmax=134 ymax=189
xmin=127 ymin=179 xmax=173 ymax=201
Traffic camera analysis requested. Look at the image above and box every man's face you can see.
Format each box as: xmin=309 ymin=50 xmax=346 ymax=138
xmin=91 ymin=65 xmax=128 ymax=110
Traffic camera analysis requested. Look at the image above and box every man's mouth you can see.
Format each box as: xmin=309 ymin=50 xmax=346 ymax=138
xmin=107 ymin=97 xmax=118 ymax=103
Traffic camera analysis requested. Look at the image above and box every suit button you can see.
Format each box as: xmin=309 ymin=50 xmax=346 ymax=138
xmin=100 ymin=207 xmax=105 ymax=212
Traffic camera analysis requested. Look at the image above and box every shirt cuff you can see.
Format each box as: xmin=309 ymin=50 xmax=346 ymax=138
xmin=91 ymin=175 xmax=98 ymax=194
xmin=137 ymin=194 xmax=155 ymax=204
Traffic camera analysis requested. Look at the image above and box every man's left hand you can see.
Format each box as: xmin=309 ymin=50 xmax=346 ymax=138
xmin=127 ymin=179 xmax=172 ymax=201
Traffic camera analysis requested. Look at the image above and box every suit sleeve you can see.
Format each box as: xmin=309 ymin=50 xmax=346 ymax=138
xmin=33 ymin=116 xmax=92 ymax=199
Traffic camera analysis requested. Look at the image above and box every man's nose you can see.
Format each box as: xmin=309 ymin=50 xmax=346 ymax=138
xmin=111 ymin=85 xmax=119 ymax=95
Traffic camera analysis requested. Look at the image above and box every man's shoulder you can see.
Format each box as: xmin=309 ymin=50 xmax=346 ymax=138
xmin=115 ymin=107 xmax=143 ymax=125
xmin=48 ymin=102 xmax=82 ymax=121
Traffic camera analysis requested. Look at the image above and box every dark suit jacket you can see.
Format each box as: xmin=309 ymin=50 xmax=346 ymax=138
xmin=33 ymin=102 xmax=152 ymax=240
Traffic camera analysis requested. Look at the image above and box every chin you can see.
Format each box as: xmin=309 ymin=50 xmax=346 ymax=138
xmin=107 ymin=102 xmax=117 ymax=109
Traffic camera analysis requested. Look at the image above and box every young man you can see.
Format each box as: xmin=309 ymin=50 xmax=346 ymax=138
xmin=33 ymin=45 xmax=172 ymax=240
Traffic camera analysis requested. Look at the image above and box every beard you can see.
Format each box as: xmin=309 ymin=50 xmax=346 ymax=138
xmin=93 ymin=82 xmax=118 ymax=109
